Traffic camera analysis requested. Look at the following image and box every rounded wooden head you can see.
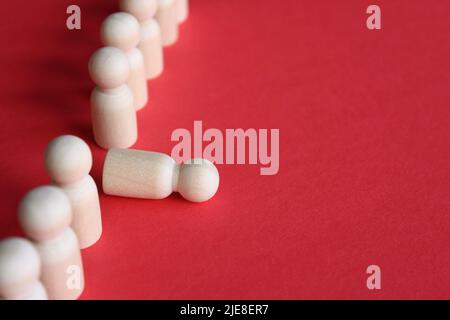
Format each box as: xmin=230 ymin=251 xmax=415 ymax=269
xmin=101 ymin=12 xmax=140 ymax=52
xmin=18 ymin=186 xmax=72 ymax=241
xmin=177 ymin=159 xmax=220 ymax=203
xmin=0 ymin=237 xmax=41 ymax=298
xmin=45 ymin=135 xmax=93 ymax=185
xmin=88 ymin=47 xmax=130 ymax=89
xmin=119 ymin=0 xmax=158 ymax=21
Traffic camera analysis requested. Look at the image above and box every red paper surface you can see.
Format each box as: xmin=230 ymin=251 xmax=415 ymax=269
xmin=0 ymin=0 xmax=449 ymax=299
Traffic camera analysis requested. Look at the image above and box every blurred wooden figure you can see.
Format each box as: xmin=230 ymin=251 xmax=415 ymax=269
xmin=101 ymin=12 xmax=148 ymax=111
xmin=0 ymin=237 xmax=48 ymax=300
xmin=177 ymin=0 xmax=189 ymax=24
xmin=155 ymin=0 xmax=179 ymax=46
xmin=18 ymin=186 xmax=85 ymax=300
xmin=120 ymin=0 xmax=164 ymax=79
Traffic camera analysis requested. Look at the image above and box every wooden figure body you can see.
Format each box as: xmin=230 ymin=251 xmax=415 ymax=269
xmin=155 ymin=0 xmax=179 ymax=46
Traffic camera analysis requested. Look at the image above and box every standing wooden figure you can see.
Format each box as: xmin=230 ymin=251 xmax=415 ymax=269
xmin=120 ymin=0 xmax=164 ymax=79
xmin=0 ymin=237 xmax=48 ymax=300
xmin=101 ymin=12 xmax=149 ymax=111
xmin=89 ymin=47 xmax=138 ymax=149
xmin=45 ymin=135 xmax=102 ymax=249
xmin=155 ymin=0 xmax=179 ymax=46
xmin=18 ymin=186 xmax=85 ymax=300
xmin=177 ymin=0 xmax=189 ymax=24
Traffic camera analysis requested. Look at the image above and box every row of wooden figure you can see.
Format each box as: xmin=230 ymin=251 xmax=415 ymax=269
xmin=90 ymin=0 xmax=188 ymax=149
xmin=0 ymin=0 xmax=221 ymax=300
xmin=0 ymin=134 xmax=219 ymax=300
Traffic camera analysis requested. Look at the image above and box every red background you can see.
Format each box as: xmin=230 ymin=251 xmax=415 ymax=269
xmin=1 ymin=0 xmax=449 ymax=299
